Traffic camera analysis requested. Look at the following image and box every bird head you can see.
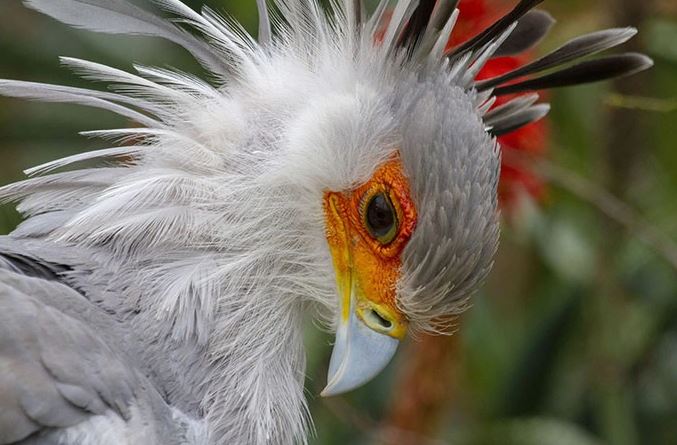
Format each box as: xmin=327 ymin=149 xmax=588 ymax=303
xmin=259 ymin=0 xmax=652 ymax=397
xmin=283 ymin=69 xmax=500 ymax=396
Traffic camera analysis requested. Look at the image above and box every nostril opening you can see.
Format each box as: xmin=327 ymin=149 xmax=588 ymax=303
xmin=370 ymin=309 xmax=392 ymax=329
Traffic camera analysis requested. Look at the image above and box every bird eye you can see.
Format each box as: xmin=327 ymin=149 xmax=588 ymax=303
xmin=364 ymin=193 xmax=398 ymax=244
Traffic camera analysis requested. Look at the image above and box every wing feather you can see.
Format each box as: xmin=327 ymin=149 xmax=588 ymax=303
xmin=0 ymin=251 xmax=202 ymax=444
xmin=0 ymin=272 xmax=121 ymax=441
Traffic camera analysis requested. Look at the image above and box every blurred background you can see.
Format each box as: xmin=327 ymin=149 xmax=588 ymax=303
xmin=0 ymin=0 xmax=675 ymax=444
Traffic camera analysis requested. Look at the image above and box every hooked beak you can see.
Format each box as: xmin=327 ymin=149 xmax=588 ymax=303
xmin=321 ymin=286 xmax=399 ymax=397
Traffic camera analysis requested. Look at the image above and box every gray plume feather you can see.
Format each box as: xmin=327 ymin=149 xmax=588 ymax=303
xmin=23 ymin=0 xmax=229 ymax=74
xmin=24 ymin=146 xmax=145 ymax=177
xmin=477 ymin=27 xmax=640 ymax=91
xmin=487 ymin=103 xmax=550 ymax=136
xmin=447 ymin=0 xmax=545 ymax=58
xmin=256 ymin=0 xmax=272 ymax=45
xmin=492 ymin=53 xmax=654 ymax=96
xmin=495 ymin=9 xmax=555 ymax=57
xmin=0 ymin=80 xmax=159 ymax=127
xmin=483 ymin=93 xmax=540 ymax=124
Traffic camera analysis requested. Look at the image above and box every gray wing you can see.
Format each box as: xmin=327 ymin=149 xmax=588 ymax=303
xmin=0 ymin=264 xmax=199 ymax=444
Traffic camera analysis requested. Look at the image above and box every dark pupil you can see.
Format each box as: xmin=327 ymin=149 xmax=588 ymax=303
xmin=366 ymin=194 xmax=394 ymax=237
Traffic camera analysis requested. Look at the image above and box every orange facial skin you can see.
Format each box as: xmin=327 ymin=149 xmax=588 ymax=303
xmin=323 ymin=157 xmax=417 ymax=339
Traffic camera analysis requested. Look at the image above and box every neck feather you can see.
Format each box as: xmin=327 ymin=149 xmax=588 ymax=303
xmin=10 ymin=161 xmax=335 ymax=444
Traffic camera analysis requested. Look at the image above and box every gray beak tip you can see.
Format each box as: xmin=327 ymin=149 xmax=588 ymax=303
xmin=321 ymin=310 xmax=399 ymax=397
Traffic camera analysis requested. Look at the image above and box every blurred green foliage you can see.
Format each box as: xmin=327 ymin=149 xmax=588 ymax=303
xmin=0 ymin=0 xmax=675 ymax=444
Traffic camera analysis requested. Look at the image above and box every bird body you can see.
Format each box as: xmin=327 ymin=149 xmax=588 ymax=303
xmin=0 ymin=0 xmax=651 ymax=443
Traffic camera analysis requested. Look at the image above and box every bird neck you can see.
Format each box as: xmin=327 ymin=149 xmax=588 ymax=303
xmin=112 ymin=195 xmax=328 ymax=443
xmin=105 ymin=183 xmax=331 ymax=444
xmin=202 ymin=293 xmax=309 ymax=444
xmin=62 ymin=208 xmax=321 ymax=444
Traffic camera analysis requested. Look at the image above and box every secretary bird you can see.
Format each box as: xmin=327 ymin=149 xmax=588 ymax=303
xmin=0 ymin=0 xmax=651 ymax=443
